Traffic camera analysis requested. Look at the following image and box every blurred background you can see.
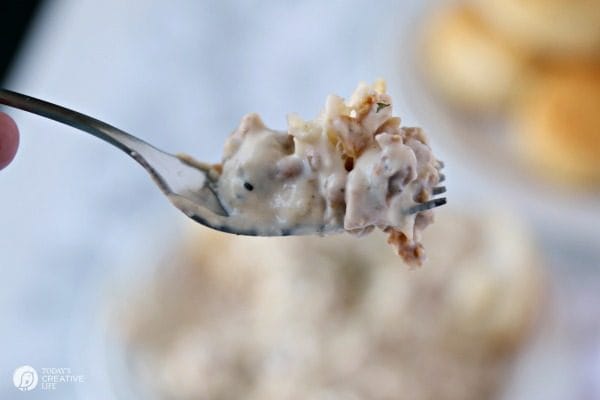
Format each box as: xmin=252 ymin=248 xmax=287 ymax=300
xmin=0 ymin=0 xmax=599 ymax=399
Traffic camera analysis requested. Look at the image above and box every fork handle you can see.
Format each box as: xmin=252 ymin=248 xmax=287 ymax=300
xmin=0 ymin=89 xmax=151 ymax=155
xmin=0 ymin=88 xmax=177 ymax=194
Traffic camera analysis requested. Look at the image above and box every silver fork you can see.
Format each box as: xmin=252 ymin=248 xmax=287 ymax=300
xmin=0 ymin=89 xmax=446 ymax=236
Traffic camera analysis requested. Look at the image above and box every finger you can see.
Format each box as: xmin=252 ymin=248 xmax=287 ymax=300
xmin=0 ymin=112 xmax=19 ymax=170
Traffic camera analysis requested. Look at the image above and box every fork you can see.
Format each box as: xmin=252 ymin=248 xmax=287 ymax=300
xmin=0 ymin=89 xmax=446 ymax=236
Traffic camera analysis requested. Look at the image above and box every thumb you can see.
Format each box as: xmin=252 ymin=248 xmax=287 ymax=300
xmin=0 ymin=112 xmax=19 ymax=170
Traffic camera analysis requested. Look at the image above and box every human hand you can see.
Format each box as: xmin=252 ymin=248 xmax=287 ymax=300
xmin=0 ymin=112 xmax=19 ymax=170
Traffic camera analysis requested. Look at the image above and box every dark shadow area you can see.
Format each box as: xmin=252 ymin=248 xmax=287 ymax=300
xmin=0 ymin=0 xmax=45 ymax=83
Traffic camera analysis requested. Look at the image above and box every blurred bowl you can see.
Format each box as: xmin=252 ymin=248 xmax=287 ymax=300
xmin=85 ymin=207 xmax=548 ymax=400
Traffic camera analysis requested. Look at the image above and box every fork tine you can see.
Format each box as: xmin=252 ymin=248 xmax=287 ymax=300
xmin=438 ymin=173 xmax=445 ymax=183
xmin=432 ymin=186 xmax=446 ymax=195
xmin=405 ymin=197 xmax=447 ymax=215
xmin=437 ymin=160 xmax=445 ymax=169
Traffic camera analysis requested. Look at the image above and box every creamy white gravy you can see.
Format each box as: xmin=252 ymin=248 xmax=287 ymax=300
xmin=216 ymin=81 xmax=442 ymax=266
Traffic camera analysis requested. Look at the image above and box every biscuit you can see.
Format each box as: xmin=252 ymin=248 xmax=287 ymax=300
xmin=422 ymin=6 xmax=527 ymax=111
xmin=469 ymin=0 xmax=600 ymax=56
xmin=513 ymin=63 xmax=600 ymax=185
